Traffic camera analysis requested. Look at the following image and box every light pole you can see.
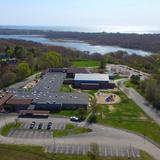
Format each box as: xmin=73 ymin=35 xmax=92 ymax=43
xmin=53 ymin=136 xmax=56 ymax=154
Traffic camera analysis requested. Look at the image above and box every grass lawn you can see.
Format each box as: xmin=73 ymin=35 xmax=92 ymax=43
xmin=53 ymin=123 xmax=92 ymax=138
xmin=53 ymin=109 xmax=87 ymax=118
xmin=60 ymin=84 xmax=74 ymax=92
xmin=125 ymin=80 xmax=145 ymax=96
xmin=1 ymin=122 xmax=21 ymax=136
xmin=83 ymin=90 xmax=98 ymax=97
xmin=96 ymin=90 xmax=160 ymax=145
xmin=114 ymin=74 xmax=128 ymax=80
xmin=0 ymin=144 xmax=154 ymax=160
xmin=72 ymin=60 xmax=100 ymax=68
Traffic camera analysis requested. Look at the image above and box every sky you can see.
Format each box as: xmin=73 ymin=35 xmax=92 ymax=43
xmin=0 ymin=0 xmax=160 ymax=32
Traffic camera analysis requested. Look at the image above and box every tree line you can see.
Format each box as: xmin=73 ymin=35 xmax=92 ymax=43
xmin=139 ymin=76 xmax=160 ymax=110
xmin=46 ymin=32 xmax=160 ymax=53
xmin=1 ymin=29 xmax=160 ymax=53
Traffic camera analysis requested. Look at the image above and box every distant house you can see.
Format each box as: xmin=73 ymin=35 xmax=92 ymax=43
xmin=0 ymin=53 xmax=17 ymax=65
xmin=0 ymin=53 xmax=8 ymax=59
xmin=7 ymin=58 xmax=17 ymax=65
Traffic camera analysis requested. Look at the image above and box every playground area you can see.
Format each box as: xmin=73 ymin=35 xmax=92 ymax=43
xmin=23 ymin=79 xmax=39 ymax=90
xmin=96 ymin=92 xmax=121 ymax=105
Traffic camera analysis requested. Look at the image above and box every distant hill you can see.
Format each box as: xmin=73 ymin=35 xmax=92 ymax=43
xmin=0 ymin=29 xmax=160 ymax=53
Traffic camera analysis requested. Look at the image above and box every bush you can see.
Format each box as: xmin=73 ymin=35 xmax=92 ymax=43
xmin=130 ymin=75 xmax=140 ymax=85
xmin=87 ymin=112 xmax=97 ymax=123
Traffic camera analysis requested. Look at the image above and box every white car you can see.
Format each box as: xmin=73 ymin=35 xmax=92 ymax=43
xmin=70 ymin=116 xmax=79 ymax=122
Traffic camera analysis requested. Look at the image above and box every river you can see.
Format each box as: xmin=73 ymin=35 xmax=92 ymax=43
xmin=0 ymin=35 xmax=152 ymax=56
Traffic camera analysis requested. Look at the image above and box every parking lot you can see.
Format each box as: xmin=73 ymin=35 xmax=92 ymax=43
xmin=8 ymin=129 xmax=52 ymax=139
xmin=7 ymin=118 xmax=68 ymax=139
xmin=20 ymin=122 xmax=66 ymax=130
xmin=32 ymin=72 xmax=66 ymax=92
xmin=45 ymin=144 xmax=140 ymax=158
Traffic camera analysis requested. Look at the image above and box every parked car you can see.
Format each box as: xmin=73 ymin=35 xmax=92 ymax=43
xmin=38 ymin=123 xmax=43 ymax=129
xmin=30 ymin=121 xmax=36 ymax=129
xmin=47 ymin=122 xmax=52 ymax=130
xmin=70 ymin=116 xmax=80 ymax=122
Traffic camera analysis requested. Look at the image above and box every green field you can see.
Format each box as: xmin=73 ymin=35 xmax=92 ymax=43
xmin=0 ymin=144 xmax=153 ymax=160
xmin=53 ymin=124 xmax=91 ymax=137
xmin=83 ymin=90 xmax=98 ymax=97
xmin=125 ymin=80 xmax=145 ymax=96
xmin=52 ymin=108 xmax=88 ymax=118
xmin=96 ymin=90 xmax=160 ymax=145
xmin=72 ymin=60 xmax=100 ymax=68
xmin=114 ymin=74 xmax=128 ymax=80
xmin=53 ymin=110 xmax=78 ymax=117
xmin=60 ymin=84 xmax=74 ymax=92
xmin=1 ymin=122 xmax=21 ymax=136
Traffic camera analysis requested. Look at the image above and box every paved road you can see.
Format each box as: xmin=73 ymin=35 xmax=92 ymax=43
xmin=117 ymin=79 xmax=160 ymax=125
xmin=0 ymin=116 xmax=160 ymax=159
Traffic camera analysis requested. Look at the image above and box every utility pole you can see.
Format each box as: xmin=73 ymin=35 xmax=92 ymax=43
xmin=53 ymin=136 xmax=56 ymax=154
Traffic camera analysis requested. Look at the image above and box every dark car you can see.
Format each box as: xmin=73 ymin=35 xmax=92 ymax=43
xmin=30 ymin=121 xmax=36 ymax=129
xmin=38 ymin=123 xmax=43 ymax=129
xmin=47 ymin=122 xmax=52 ymax=130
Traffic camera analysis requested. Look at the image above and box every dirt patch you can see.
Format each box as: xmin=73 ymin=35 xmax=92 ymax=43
xmin=23 ymin=79 xmax=39 ymax=89
xmin=96 ymin=92 xmax=121 ymax=105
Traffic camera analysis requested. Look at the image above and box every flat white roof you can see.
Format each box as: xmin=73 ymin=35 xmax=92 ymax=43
xmin=75 ymin=73 xmax=109 ymax=82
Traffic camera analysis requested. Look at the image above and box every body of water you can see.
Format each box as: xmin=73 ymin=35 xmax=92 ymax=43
xmin=0 ymin=35 xmax=152 ymax=56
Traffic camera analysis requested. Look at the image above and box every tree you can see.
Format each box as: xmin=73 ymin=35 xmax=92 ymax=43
xmin=99 ymin=59 xmax=106 ymax=69
xmin=1 ymin=72 xmax=16 ymax=86
xmin=87 ymin=112 xmax=97 ymax=123
xmin=77 ymin=108 xmax=86 ymax=120
xmin=87 ymin=98 xmax=98 ymax=123
xmin=25 ymin=52 xmax=35 ymax=71
xmin=90 ymin=98 xmax=98 ymax=113
xmin=14 ymin=46 xmax=27 ymax=59
xmin=5 ymin=46 xmax=14 ymax=57
xmin=154 ymin=87 xmax=160 ymax=110
xmin=145 ymin=79 xmax=157 ymax=103
xmin=139 ymin=80 xmax=147 ymax=93
xmin=0 ymin=80 xmax=3 ymax=89
xmin=40 ymin=51 xmax=62 ymax=69
xmin=130 ymin=75 xmax=140 ymax=85
xmin=17 ymin=62 xmax=31 ymax=80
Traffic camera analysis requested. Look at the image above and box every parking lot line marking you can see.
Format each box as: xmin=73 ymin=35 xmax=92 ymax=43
xmin=55 ymin=144 xmax=59 ymax=153
xmin=71 ymin=145 xmax=75 ymax=154
xmin=105 ymin=146 xmax=107 ymax=157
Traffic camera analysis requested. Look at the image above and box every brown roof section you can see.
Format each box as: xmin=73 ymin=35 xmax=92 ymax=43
xmin=19 ymin=110 xmax=49 ymax=116
xmin=6 ymin=98 xmax=33 ymax=105
xmin=0 ymin=92 xmax=13 ymax=106
xmin=67 ymin=68 xmax=88 ymax=74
